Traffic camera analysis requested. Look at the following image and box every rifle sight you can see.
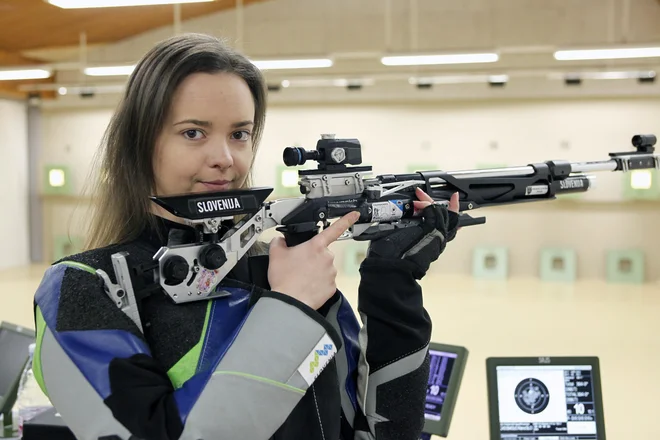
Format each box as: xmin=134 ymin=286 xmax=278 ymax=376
xmin=283 ymin=134 xmax=363 ymax=171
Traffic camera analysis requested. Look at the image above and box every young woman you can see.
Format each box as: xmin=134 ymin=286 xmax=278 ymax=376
xmin=32 ymin=33 xmax=460 ymax=440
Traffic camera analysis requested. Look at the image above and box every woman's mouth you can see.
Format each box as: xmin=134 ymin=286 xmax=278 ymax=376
xmin=201 ymin=180 xmax=231 ymax=191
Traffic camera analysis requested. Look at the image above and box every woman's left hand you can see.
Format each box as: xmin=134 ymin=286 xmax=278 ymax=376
xmin=364 ymin=187 xmax=461 ymax=279
xmin=413 ymin=187 xmax=460 ymax=216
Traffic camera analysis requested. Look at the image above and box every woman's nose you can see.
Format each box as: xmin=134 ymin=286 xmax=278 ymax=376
xmin=207 ymin=139 xmax=234 ymax=169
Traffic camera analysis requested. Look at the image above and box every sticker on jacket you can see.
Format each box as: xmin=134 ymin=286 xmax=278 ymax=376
xmin=298 ymin=334 xmax=337 ymax=386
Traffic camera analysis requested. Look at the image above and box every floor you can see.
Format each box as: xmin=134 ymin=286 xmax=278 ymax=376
xmin=1 ymin=264 xmax=659 ymax=439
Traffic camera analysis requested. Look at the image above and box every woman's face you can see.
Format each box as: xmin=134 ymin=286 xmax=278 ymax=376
xmin=152 ymin=72 xmax=256 ymax=219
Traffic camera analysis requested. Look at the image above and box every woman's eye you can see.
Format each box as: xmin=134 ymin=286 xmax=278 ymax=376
xmin=183 ymin=129 xmax=204 ymax=140
xmin=231 ymin=130 xmax=251 ymax=141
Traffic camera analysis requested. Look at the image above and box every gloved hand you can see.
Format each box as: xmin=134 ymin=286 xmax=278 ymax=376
xmin=364 ymin=188 xmax=460 ymax=279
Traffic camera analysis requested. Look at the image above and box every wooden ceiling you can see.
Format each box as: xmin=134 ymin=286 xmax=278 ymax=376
xmin=0 ymin=0 xmax=267 ymax=98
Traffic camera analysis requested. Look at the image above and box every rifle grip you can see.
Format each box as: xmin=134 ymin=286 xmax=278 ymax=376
xmin=277 ymin=223 xmax=320 ymax=247
xmin=283 ymin=230 xmax=319 ymax=246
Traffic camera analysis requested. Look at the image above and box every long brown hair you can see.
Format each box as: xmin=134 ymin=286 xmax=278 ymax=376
xmin=83 ymin=33 xmax=268 ymax=250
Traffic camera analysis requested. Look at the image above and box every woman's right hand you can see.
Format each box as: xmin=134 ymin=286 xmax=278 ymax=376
xmin=267 ymin=211 xmax=360 ymax=310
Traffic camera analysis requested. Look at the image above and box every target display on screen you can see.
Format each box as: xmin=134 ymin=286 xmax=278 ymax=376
xmin=514 ymin=377 xmax=550 ymax=414
xmin=486 ymin=357 xmax=607 ymax=440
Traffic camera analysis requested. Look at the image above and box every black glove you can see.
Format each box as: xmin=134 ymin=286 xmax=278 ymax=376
xmin=364 ymin=204 xmax=459 ymax=279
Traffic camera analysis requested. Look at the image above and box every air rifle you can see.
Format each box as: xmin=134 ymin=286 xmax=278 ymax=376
xmin=98 ymin=133 xmax=658 ymax=331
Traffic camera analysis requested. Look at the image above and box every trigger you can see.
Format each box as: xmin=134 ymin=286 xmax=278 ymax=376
xmin=338 ymin=229 xmax=353 ymax=240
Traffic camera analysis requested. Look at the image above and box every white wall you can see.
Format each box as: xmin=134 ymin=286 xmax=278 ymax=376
xmin=0 ymin=99 xmax=29 ymax=270
xmin=41 ymin=97 xmax=660 ymax=281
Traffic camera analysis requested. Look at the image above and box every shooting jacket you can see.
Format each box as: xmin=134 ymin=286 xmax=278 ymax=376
xmin=32 ymin=215 xmax=432 ymax=440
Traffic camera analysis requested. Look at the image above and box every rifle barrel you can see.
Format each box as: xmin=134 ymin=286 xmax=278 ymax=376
xmin=569 ymin=160 xmax=618 ymax=173
xmin=436 ymin=166 xmax=533 ymax=181
xmin=426 ymin=155 xmax=657 ymax=183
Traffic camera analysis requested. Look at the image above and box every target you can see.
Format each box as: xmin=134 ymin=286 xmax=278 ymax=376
xmin=514 ymin=378 xmax=550 ymax=414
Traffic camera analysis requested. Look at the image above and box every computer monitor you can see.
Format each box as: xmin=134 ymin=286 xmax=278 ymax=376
xmin=486 ymin=356 xmax=606 ymax=440
xmin=0 ymin=322 xmax=36 ymax=432
xmin=421 ymin=342 xmax=469 ymax=438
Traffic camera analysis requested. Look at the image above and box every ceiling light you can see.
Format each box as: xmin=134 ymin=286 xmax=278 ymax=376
xmin=280 ymin=78 xmax=339 ymax=87
xmin=382 ymin=53 xmax=498 ymax=66
xmin=84 ymin=65 xmax=136 ymax=76
xmin=46 ymin=0 xmax=214 ymax=8
xmin=580 ymin=71 xmax=651 ymax=80
xmin=488 ymin=74 xmax=509 ymax=83
xmin=554 ymin=47 xmax=660 ymax=61
xmin=547 ymin=70 xmax=656 ymax=80
xmin=250 ymin=59 xmax=333 ymax=70
xmin=0 ymin=69 xmax=51 ymax=81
